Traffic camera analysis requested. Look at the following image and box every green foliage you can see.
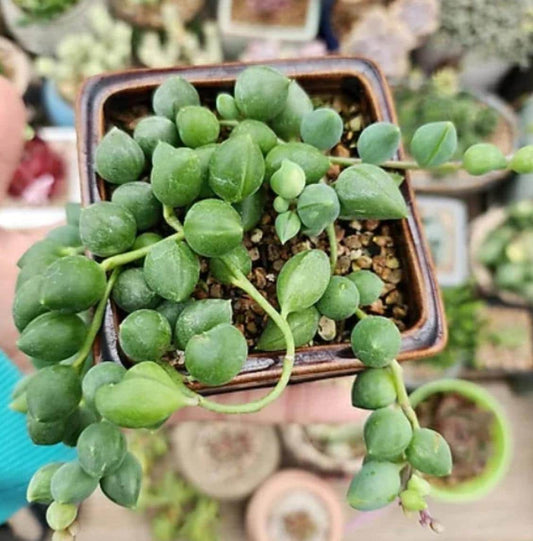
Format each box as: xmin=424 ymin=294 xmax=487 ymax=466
xmin=270 ymin=159 xmax=306 ymax=200
xmin=12 ymin=275 xmax=49 ymax=332
xmin=15 ymin=0 xmax=78 ymax=20
xmin=270 ymin=80 xmax=313 ymax=140
xmin=112 ymin=268 xmax=161 ymax=313
xmin=100 ymin=452 xmax=142 ymax=508
xmin=111 ymin=181 xmax=162 ymax=231
xmin=46 ymin=502 xmax=77 ymax=531
xmin=410 ymin=122 xmax=458 ymax=168
xmin=51 ymin=461 xmax=99 ymax=504
xmin=152 ymin=76 xmax=200 ymax=120
xmin=275 ymin=211 xmax=301 ymax=244
xmin=300 ymin=108 xmax=343 ymax=150
xmin=297 ymin=183 xmax=340 ymax=234
xmin=316 ymin=276 xmax=359 ymax=320
xmin=351 ymin=316 xmax=401 ymax=368
xmin=82 ymin=363 xmax=126 ymax=409
xmin=462 ymin=143 xmax=507 ymax=175
xmin=509 ymin=145 xmax=533 ymax=174
xmin=364 ymin=408 xmax=413 ymax=460
xmin=133 ymin=116 xmax=179 ymax=158
xmin=265 ymin=142 xmax=329 ymax=184
xmin=27 ymin=463 xmax=63 ymax=504
xmin=351 ymin=368 xmax=397 ymax=410
xmin=357 ymin=122 xmax=401 ymax=165
xmin=230 ymin=119 xmax=277 ymax=155
xmin=209 ymin=246 xmax=252 ymax=285
xmin=176 ymin=106 xmax=220 ymax=148
xmin=216 ymin=93 xmax=239 ymax=120
xmin=406 ymin=428 xmax=452 ymax=477
xmin=346 ymin=270 xmax=384 ymax=306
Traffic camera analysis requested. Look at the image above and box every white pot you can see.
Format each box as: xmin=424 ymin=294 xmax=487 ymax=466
xmin=1 ymin=0 xmax=105 ymax=56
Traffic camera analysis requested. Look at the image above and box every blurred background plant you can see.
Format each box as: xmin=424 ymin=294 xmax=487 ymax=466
xmin=13 ymin=0 xmax=79 ymax=21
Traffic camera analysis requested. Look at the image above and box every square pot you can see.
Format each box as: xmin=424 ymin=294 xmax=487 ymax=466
xmin=77 ymin=56 xmax=446 ymax=395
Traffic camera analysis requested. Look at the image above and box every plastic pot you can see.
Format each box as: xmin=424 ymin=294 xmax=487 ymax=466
xmin=409 ymin=378 xmax=512 ymax=503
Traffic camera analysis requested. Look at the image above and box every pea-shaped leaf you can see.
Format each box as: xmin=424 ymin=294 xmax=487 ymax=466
xmin=133 ymin=115 xmax=179 ymax=158
xmin=51 ymin=461 xmax=99 ymax=504
xmin=150 ymin=143 xmax=202 ymax=207
xmin=27 ymin=463 xmax=63 ymax=504
xmin=510 ymin=145 xmax=533 ymax=173
xmin=47 ymin=224 xmax=81 ymax=247
xmin=80 ymin=202 xmax=137 ymax=257
xmin=133 ymin=231 xmax=163 ymax=256
xmin=95 ymin=128 xmax=145 ymax=185
xmin=297 ymin=183 xmax=340 ymax=233
xmin=300 ymin=108 xmax=343 ymax=150
xmin=256 ymin=307 xmax=320 ymax=351
xmin=234 ymin=65 xmax=290 ymax=121
xmin=334 ymin=164 xmax=407 ymax=220
xmin=273 ymin=196 xmax=290 ymax=213
xmin=82 ymin=363 xmax=126 ymax=409
xmin=77 ymin=421 xmax=127 ymax=478
xmin=100 ymin=452 xmax=142 ymax=508
xmin=27 ymin=415 xmax=65 ymax=445
xmin=216 ymin=93 xmax=239 ymax=120
xmin=111 ymin=181 xmax=162 ymax=231
xmin=410 ymin=121 xmax=457 ymax=167
xmin=152 ymin=76 xmax=200 ymax=119
xmin=316 ymin=276 xmax=359 ymax=320
xmin=405 ymin=428 xmax=452 ymax=477
xmin=176 ymin=105 xmax=220 ymax=148
xmin=119 ymin=309 xmax=171 ymax=363
xmin=270 ymin=159 xmax=306 ymax=199
xmin=351 ymin=368 xmax=397 ymax=410
xmin=350 ymin=316 xmax=401 ymax=368
xmin=95 ymin=378 xmax=186 ymax=428
xmin=210 ymin=245 xmax=252 ymax=285
xmin=276 ymin=250 xmax=330 ymax=317
xmin=275 ymin=211 xmax=301 ymax=245
xmin=46 ymin=502 xmax=77 ymax=531
xmin=364 ymin=407 xmax=413 ymax=460
xmin=347 ymin=270 xmax=384 ymax=306
xmin=265 ymin=142 xmax=330 ymax=184
xmin=123 ymin=361 xmax=176 ymax=389
xmin=347 ymin=461 xmax=401 ymax=511
xmin=183 ymin=199 xmax=243 ymax=257
xmin=12 ymin=275 xmax=49 ymax=331
xmin=144 ymin=238 xmax=200 ymax=302
xmin=233 ymin=189 xmax=266 ymax=231
xmin=17 ymin=238 xmax=63 ymax=269
xmin=62 ymin=405 xmax=98 ymax=447
xmin=357 ymin=122 xmax=401 ymax=165
xmin=175 ymin=299 xmax=233 ymax=350
xmin=156 ymin=300 xmax=189 ymax=332
xmin=18 ymin=313 xmax=87 ymax=363
xmin=41 ymin=256 xmax=106 ymax=313
xmin=112 ymin=268 xmax=161 ymax=313
xmin=230 ymin=119 xmax=277 ymax=155
xmin=270 ymin=80 xmax=313 ymax=140
xmin=185 ymin=323 xmax=247 ymax=386
xmin=400 ymin=489 xmax=427 ymax=512
xmin=462 ymin=143 xmax=507 ymax=176
xmin=66 ymin=202 xmax=81 ymax=227
xmin=195 ymin=143 xmax=217 ymax=198
xmin=209 ymin=135 xmax=265 ymax=202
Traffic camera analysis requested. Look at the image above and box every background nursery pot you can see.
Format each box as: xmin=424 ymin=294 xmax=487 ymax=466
xmin=409 ymin=379 xmax=512 ymax=503
xmin=77 ymin=57 xmax=446 ymax=394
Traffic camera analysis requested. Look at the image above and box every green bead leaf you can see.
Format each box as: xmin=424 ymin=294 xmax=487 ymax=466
xmin=195 ymin=143 xmax=218 ymax=199
xmin=400 ymin=489 xmax=427 ymax=512
xmin=265 ymin=142 xmax=330 ymax=184
xmin=112 ymin=268 xmax=161 ymax=313
xmin=62 ymin=405 xmax=98 ymax=447
xmin=509 ymin=145 xmax=533 ymax=174
xmin=273 ymin=196 xmax=290 ymax=213
xmin=410 ymin=121 xmax=457 ymax=167
xmin=12 ymin=275 xmax=49 ymax=331
xmin=111 ymin=181 xmax=162 ymax=231
xmin=275 ymin=211 xmax=301 ymax=245
xmin=51 ymin=461 xmax=99 ymax=504
xmin=150 ymin=143 xmax=202 ymax=207
xmin=156 ymin=300 xmax=188 ymax=331
xmin=80 ymin=202 xmax=137 ymax=257
xmin=47 ymin=224 xmax=81 ymax=247
xmin=233 ymin=188 xmax=266 ymax=232
xmin=357 ymin=122 xmax=401 ymax=165
xmin=95 ymin=127 xmax=145 ymax=185
xmin=346 ymin=270 xmax=384 ymax=306
xmin=334 ymin=164 xmax=408 ymax=220
xmin=27 ymin=463 xmax=63 ymax=504
xmin=119 ymin=309 xmax=172 ymax=363
xmin=270 ymin=80 xmax=313 ymax=140
xmin=176 ymin=105 xmax=220 ymax=148
xmin=210 ymin=245 xmax=252 ymax=285
xmin=100 ymin=452 xmax=142 ymax=508
xmin=406 ymin=428 xmax=452 ymax=477
xmin=230 ymin=119 xmax=278 ymax=155
xmin=27 ymin=415 xmax=65 ymax=445
xmin=152 ymin=76 xmax=200 ymax=119
xmin=17 ymin=239 xmax=63 ymax=269
xmin=18 ymin=313 xmax=87 ymax=363
xmin=256 ymin=307 xmax=320 ymax=351
xmin=82 ymin=363 xmax=126 ymax=409
xmin=300 ymin=108 xmax=343 ymax=150
xmin=364 ymin=407 xmax=413 ymax=460
xmin=144 ymin=238 xmax=200 ymax=302
xmin=216 ymin=93 xmax=239 ymax=120
xmin=297 ymin=183 xmax=340 ymax=233
xmin=316 ymin=276 xmax=359 ymax=320
xmin=46 ymin=502 xmax=77 ymax=531
xmin=184 ymin=199 xmax=244 ymax=257
xmin=276 ymin=249 xmax=330 ymax=317
xmin=234 ymin=65 xmax=290 ymax=121
xmin=123 ymin=361 xmax=176 ymax=389
xmin=175 ymin=299 xmax=233 ymax=350
xmin=185 ymin=323 xmax=247 ymax=386
xmin=350 ymin=315 xmax=401 ymax=368
xmin=270 ymin=159 xmax=306 ymax=199
xmin=65 ymin=202 xmax=81 ymax=227
xmin=462 ymin=143 xmax=507 ymax=175
xmin=351 ymin=368 xmax=397 ymax=410
xmin=133 ymin=115 xmax=179 ymax=158
xmin=347 ymin=461 xmax=401 ymax=511
xmin=209 ymin=135 xmax=265 ymax=203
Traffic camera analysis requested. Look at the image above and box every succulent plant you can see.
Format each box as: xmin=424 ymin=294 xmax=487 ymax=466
xmin=14 ymin=0 xmax=79 ymax=20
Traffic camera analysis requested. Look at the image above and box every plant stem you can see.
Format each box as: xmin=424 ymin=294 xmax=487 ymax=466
xmin=193 ymin=263 xmax=296 ymax=414
xmin=59 ymin=246 xmax=85 ymax=256
xmin=219 ymin=119 xmax=239 ymax=128
xmin=355 ymin=307 xmax=368 ymax=320
xmin=99 ymin=232 xmax=183 ymax=271
xmin=325 ymin=223 xmax=337 ymax=274
xmin=71 ymin=268 xmax=120 ymax=371
xmin=328 ymin=155 xmax=464 ymax=173
xmin=390 ymin=359 xmax=420 ymax=430
xmin=163 ymin=205 xmax=183 ymax=233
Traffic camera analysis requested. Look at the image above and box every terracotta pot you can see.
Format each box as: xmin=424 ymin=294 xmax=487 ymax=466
xmin=76 ymin=56 xmax=446 ymax=395
xmin=245 ymin=469 xmax=344 ymax=541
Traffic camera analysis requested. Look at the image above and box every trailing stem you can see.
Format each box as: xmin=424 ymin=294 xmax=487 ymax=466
xmin=325 ymin=223 xmax=337 ymax=274
xmin=163 ymin=205 xmax=183 ymax=233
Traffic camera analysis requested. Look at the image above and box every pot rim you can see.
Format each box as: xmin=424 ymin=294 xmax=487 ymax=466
xmin=409 ymin=378 xmax=512 ymax=502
